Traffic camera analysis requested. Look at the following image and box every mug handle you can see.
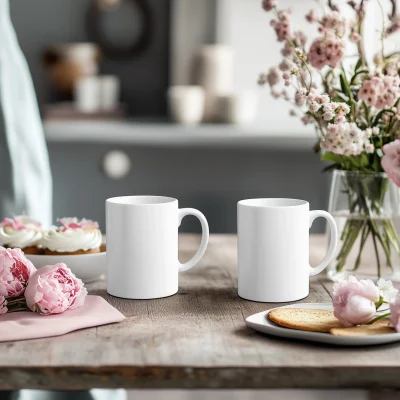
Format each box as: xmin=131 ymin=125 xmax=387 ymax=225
xmin=309 ymin=210 xmax=338 ymax=277
xmin=178 ymin=208 xmax=209 ymax=272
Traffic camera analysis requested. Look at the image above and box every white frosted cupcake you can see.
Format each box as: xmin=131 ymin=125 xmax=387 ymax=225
xmin=0 ymin=216 xmax=43 ymax=254
xmin=41 ymin=217 xmax=102 ymax=255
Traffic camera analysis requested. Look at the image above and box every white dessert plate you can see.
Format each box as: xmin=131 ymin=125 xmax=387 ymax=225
xmin=245 ymin=303 xmax=400 ymax=346
xmin=26 ymin=252 xmax=106 ymax=283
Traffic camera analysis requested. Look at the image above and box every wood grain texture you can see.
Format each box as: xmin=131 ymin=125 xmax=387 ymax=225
xmin=0 ymin=234 xmax=399 ymax=390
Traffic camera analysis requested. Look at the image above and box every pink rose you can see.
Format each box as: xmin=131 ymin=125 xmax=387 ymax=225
xmin=58 ymin=217 xmax=99 ymax=231
xmin=0 ymin=247 xmax=36 ymax=298
xmin=333 ymin=275 xmax=380 ymax=327
xmin=0 ymin=295 xmax=7 ymax=315
xmin=390 ymin=297 xmax=400 ymax=332
xmin=24 ymin=263 xmax=87 ymax=315
xmin=382 ymin=140 xmax=400 ymax=187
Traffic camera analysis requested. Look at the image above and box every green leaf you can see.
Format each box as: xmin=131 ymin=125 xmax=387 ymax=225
xmin=350 ymin=69 xmax=369 ymax=86
xmin=372 ymin=109 xmax=396 ymax=126
xmin=372 ymin=153 xmax=382 ymax=171
xmin=359 ymin=153 xmax=369 ymax=168
xmin=322 ymin=152 xmax=342 ymax=164
xmin=340 ymin=74 xmax=348 ymax=96
xmin=333 ymin=93 xmax=349 ymax=102
xmin=354 ymin=58 xmax=362 ymax=72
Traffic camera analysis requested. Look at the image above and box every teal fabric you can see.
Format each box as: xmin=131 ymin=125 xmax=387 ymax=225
xmin=0 ymin=0 xmax=52 ymax=225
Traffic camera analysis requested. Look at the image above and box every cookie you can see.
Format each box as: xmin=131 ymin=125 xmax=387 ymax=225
xmin=267 ymin=307 xmax=343 ymax=333
xmin=330 ymin=319 xmax=395 ymax=336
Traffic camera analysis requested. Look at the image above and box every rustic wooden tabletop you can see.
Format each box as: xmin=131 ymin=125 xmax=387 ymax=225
xmin=0 ymin=234 xmax=399 ymax=391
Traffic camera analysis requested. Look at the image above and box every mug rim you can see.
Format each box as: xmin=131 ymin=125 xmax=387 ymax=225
xmin=238 ymin=198 xmax=309 ymax=208
xmin=106 ymin=195 xmax=177 ymax=206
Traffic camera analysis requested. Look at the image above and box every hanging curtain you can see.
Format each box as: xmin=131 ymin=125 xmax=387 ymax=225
xmin=0 ymin=0 xmax=52 ymax=226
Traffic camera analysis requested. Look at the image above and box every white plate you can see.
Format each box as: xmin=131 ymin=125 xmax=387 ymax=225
xmin=245 ymin=303 xmax=400 ymax=346
xmin=26 ymin=252 xmax=106 ymax=283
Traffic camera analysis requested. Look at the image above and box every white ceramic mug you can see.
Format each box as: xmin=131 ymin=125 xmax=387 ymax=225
xmin=218 ymin=91 xmax=258 ymax=124
xmin=238 ymin=198 xmax=338 ymax=303
xmin=106 ymin=196 xmax=209 ymax=299
xmin=167 ymin=86 xmax=205 ymax=125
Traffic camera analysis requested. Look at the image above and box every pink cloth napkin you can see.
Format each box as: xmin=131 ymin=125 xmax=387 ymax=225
xmin=0 ymin=295 xmax=125 ymax=342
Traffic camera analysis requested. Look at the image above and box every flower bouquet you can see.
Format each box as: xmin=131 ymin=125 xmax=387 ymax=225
xmin=0 ymin=247 xmax=87 ymax=316
xmin=260 ymin=0 xmax=400 ymax=280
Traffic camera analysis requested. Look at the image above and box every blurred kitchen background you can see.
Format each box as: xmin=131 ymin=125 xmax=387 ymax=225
xmin=6 ymin=0 xmax=333 ymax=233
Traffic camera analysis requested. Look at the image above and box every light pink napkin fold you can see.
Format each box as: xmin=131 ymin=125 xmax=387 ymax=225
xmin=0 ymin=295 xmax=125 ymax=342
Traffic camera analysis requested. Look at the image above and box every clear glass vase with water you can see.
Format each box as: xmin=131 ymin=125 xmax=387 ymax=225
xmin=327 ymin=170 xmax=400 ymax=282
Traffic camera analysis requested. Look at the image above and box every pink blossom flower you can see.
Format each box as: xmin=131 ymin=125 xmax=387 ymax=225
xmin=382 ymin=140 xmax=400 ymax=187
xmin=294 ymin=31 xmax=307 ymax=47
xmin=386 ymin=62 xmax=398 ymax=76
xmin=266 ymin=67 xmax=281 ymax=86
xmin=305 ymin=10 xmax=318 ymax=23
xmin=295 ymin=90 xmax=306 ymax=106
xmin=262 ymin=0 xmax=277 ymax=12
xmin=58 ymin=217 xmax=99 ymax=232
xmin=308 ymin=33 xmax=345 ymax=70
xmin=301 ymin=115 xmax=311 ymax=125
xmin=24 ymin=263 xmax=87 ymax=315
xmin=0 ymin=247 xmax=36 ymax=298
xmin=281 ymin=41 xmax=294 ymax=57
xmin=271 ymin=90 xmax=280 ymax=98
xmin=271 ymin=10 xmax=293 ymax=42
xmin=333 ymin=275 xmax=379 ymax=327
xmin=350 ymin=32 xmax=361 ymax=43
xmin=320 ymin=11 xmax=345 ymax=36
xmin=359 ymin=75 xmax=400 ymax=109
xmin=278 ymin=59 xmax=293 ymax=71
xmin=390 ymin=296 xmax=400 ymax=332
xmin=0 ymin=295 xmax=7 ymax=315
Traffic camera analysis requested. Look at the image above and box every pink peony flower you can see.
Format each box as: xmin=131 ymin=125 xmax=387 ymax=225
xmin=262 ymin=0 xmax=277 ymax=12
xmin=308 ymin=33 xmax=345 ymax=70
xmin=0 ymin=295 xmax=7 ymax=315
xmin=24 ymin=263 xmax=87 ymax=315
xmin=382 ymin=140 xmax=400 ymax=187
xmin=58 ymin=217 xmax=99 ymax=232
xmin=333 ymin=275 xmax=380 ymax=327
xmin=0 ymin=247 xmax=36 ymax=298
xmin=390 ymin=296 xmax=400 ymax=332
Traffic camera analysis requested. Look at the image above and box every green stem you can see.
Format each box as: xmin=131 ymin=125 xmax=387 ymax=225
xmin=352 ymin=222 xmax=369 ymax=271
xmin=367 ymin=312 xmax=391 ymax=325
xmin=372 ymin=232 xmax=382 ymax=278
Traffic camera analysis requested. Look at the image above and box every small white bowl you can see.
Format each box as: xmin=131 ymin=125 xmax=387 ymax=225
xmin=26 ymin=252 xmax=106 ymax=283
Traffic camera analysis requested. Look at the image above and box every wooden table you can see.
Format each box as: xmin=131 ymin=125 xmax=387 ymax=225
xmin=1 ymin=234 xmax=399 ymax=391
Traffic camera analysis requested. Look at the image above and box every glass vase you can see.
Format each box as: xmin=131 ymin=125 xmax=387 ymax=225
xmin=327 ymin=170 xmax=400 ymax=282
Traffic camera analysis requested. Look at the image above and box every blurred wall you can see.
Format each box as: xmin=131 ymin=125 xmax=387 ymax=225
xmin=8 ymin=0 xmax=330 ymax=233
xmin=48 ymin=142 xmax=330 ymax=233
xmin=10 ymin=0 xmax=170 ymax=116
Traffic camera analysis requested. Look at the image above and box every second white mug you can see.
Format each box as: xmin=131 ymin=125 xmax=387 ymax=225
xmin=238 ymin=198 xmax=338 ymax=303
